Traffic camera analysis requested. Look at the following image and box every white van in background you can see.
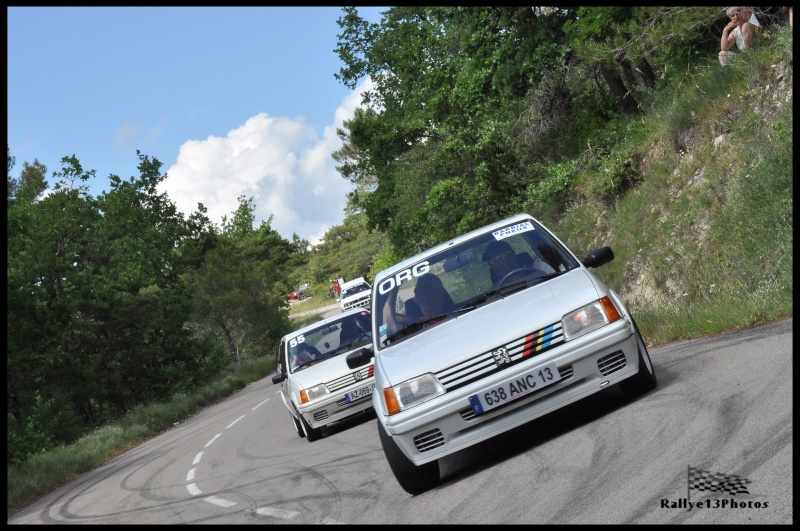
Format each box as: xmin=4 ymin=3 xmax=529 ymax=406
xmin=339 ymin=277 xmax=372 ymax=312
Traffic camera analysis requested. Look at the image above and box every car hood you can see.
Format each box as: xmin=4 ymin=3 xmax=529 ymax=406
xmin=290 ymin=344 xmax=373 ymax=387
xmin=376 ymin=268 xmax=605 ymax=386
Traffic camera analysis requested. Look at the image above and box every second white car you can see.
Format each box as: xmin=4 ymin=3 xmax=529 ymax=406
xmin=272 ymin=308 xmax=375 ymax=441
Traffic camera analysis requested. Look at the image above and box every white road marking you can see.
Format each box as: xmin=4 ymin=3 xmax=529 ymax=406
xmin=252 ymin=397 xmax=271 ymax=410
xmin=204 ymin=496 xmax=237 ymax=508
xmin=186 ymin=395 xmax=338 ymax=520
xmin=226 ymin=415 xmax=245 ymax=429
xmin=256 ymin=507 xmax=300 ymax=519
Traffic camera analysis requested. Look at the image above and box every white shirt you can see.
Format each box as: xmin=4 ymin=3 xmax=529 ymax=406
xmin=733 ymin=14 xmax=760 ymax=52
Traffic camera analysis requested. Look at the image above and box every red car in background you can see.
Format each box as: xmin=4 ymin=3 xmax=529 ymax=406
xmin=288 ymin=283 xmax=311 ymax=301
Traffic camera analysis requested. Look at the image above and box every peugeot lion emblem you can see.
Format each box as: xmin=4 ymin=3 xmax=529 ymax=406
xmin=492 ymin=347 xmax=512 ymax=366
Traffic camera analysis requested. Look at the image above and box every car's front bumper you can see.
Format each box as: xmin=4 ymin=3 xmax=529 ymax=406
xmin=379 ymin=319 xmax=640 ymax=465
xmin=298 ymin=381 xmax=376 ymax=429
xmin=341 ymin=295 xmax=371 ymax=312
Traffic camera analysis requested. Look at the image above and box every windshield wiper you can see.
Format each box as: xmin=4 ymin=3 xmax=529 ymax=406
xmin=524 ymin=271 xmax=563 ymax=288
xmin=328 ymin=338 xmax=371 ymax=357
xmin=384 ymin=315 xmax=447 ymax=343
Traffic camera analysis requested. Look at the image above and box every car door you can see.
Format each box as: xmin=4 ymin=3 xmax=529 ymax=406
xmin=276 ymin=340 xmax=292 ymax=410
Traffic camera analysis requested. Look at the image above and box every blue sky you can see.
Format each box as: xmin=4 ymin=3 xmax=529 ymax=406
xmin=7 ymin=6 xmax=387 ymax=244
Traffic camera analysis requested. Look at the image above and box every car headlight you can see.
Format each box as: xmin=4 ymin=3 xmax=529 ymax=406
xmin=300 ymin=383 xmax=330 ymax=403
xmin=383 ymin=373 xmax=445 ymax=415
xmin=562 ymin=296 xmax=622 ymax=341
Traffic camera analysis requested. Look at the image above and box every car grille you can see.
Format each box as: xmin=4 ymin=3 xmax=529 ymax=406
xmin=597 ymin=351 xmax=626 ymax=375
xmin=326 ymin=365 xmax=373 ymax=392
xmin=435 ymin=322 xmax=564 ymax=392
xmin=314 ymin=411 xmax=329 ymax=422
xmin=343 ymin=297 xmax=370 ymax=311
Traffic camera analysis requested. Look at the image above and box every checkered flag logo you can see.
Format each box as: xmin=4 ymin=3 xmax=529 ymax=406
xmin=688 ymin=466 xmax=751 ymax=496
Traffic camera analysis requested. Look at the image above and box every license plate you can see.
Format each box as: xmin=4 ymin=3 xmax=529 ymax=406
xmin=469 ymin=362 xmax=561 ymax=416
xmin=345 ymin=383 xmax=375 ymax=403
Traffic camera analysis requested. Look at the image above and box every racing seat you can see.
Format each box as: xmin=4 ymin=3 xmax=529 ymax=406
xmin=405 ymin=298 xmax=423 ymax=319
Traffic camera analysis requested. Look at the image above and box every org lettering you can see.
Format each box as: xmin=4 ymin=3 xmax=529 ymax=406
xmin=378 ymin=262 xmax=431 ymax=294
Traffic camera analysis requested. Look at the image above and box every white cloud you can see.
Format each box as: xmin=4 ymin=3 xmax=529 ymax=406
xmin=159 ymin=78 xmax=374 ymax=246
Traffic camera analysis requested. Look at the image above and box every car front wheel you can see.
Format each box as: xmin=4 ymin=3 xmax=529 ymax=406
xmin=291 ymin=412 xmax=305 ymax=438
xmin=378 ymin=420 xmax=440 ymax=495
xmin=619 ymin=318 xmax=657 ymax=398
xmin=297 ymin=408 xmax=322 ymax=442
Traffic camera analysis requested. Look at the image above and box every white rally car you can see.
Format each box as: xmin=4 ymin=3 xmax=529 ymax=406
xmin=346 ymin=213 xmax=657 ymax=494
xmin=272 ymin=308 xmax=375 ymax=442
xmin=339 ymin=277 xmax=372 ymax=312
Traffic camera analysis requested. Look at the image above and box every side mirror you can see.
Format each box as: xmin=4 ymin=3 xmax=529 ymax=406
xmin=581 ymin=246 xmax=614 ymax=268
xmin=347 ymin=344 xmax=374 ymax=369
xmin=272 ymin=372 xmax=287 ymax=384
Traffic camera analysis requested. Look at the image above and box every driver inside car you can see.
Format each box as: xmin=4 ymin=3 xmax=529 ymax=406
xmin=483 ymin=240 xmax=555 ymax=285
xmin=412 ymin=273 xmax=456 ymax=319
xmin=291 ymin=343 xmax=321 ymax=370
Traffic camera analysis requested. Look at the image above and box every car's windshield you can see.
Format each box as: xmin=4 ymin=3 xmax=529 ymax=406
xmin=342 ymin=283 xmax=369 ymax=298
xmin=374 ymin=219 xmax=579 ymax=350
xmin=288 ymin=310 xmax=372 ymax=373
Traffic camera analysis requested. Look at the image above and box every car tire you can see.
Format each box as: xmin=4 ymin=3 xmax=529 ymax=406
xmin=291 ymin=412 xmax=305 ymax=438
xmin=297 ymin=408 xmax=323 ymax=442
xmin=378 ymin=420 xmax=440 ymax=495
xmin=619 ymin=318 xmax=657 ymax=398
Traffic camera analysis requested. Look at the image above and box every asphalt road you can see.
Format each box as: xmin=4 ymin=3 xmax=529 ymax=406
xmin=8 ymin=318 xmax=792 ymax=524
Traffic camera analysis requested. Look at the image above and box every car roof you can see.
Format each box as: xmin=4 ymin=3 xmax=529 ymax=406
xmin=280 ymin=307 xmax=370 ymax=342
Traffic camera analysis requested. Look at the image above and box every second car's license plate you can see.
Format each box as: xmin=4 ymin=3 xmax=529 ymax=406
xmin=469 ymin=362 xmax=561 ymax=415
xmin=345 ymin=383 xmax=375 ymax=403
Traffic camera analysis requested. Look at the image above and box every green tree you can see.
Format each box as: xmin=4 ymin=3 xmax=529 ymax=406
xmin=7 ymin=152 xmax=226 ymax=463
xmin=307 ymin=198 xmax=389 ymax=284
xmin=334 ymin=7 xmax=577 ymax=254
xmin=8 ymin=155 xmax=106 ymax=459
xmin=186 ymin=196 xmax=294 ymax=365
